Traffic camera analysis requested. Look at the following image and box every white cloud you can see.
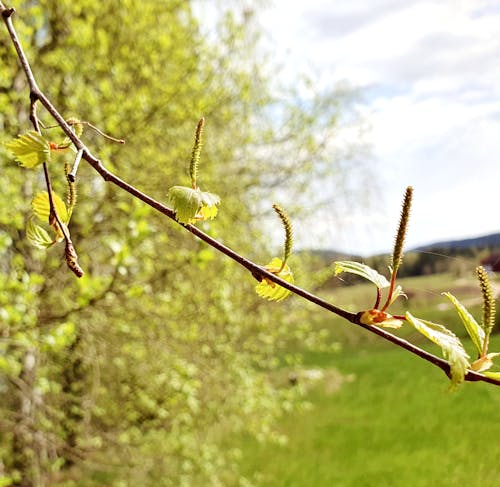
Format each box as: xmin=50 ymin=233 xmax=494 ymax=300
xmin=257 ymin=0 xmax=500 ymax=254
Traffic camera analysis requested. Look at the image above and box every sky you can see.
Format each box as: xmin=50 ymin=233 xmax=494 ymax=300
xmin=197 ymin=0 xmax=500 ymax=256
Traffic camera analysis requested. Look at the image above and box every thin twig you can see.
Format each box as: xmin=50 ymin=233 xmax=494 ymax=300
xmin=1 ymin=2 xmax=498 ymax=386
xmin=68 ymin=148 xmax=83 ymax=182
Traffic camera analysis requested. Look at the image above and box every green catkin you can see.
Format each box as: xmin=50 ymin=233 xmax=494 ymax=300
xmin=190 ymin=117 xmax=204 ymax=188
xmin=476 ymin=265 xmax=496 ymax=337
xmin=391 ymin=186 xmax=413 ymax=272
xmin=272 ymin=204 xmax=293 ymax=268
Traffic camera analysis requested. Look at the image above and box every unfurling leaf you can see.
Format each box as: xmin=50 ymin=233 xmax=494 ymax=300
xmin=387 ymin=284 xmax=407 ymax=306
xmin=406 ymin=312 xmax=470 ymax=388
xmin=443 ymin=292 xmax=485 ymax=357
xmin=32 ymin=192 xmax=70 ymax=225
xmin=28 ymin=192 xmax=71 ymax=248
xmin=168 ymin=186 xmax=220 ymax=224
xmin=334 ymin=261 xmax=390 ymax=289
xmin=6 ymin=131 xmax=50 ymax=168
xmin=358 ymin=309 xmax=403 ymax=329
xmin=256 ymin=257 xmax=294 ymax=302
xmin=26 ymin=218 xmax=54 ymax=249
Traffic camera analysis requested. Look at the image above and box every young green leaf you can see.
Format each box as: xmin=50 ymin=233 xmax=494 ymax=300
xmin=5 ymin=131 xmax=51 ymax=168
xmin=443 ymin=292 xmax=485 ymax=357
xmin=32 ymin=192 xmax=70 ymax=225
xmin=334 ymin=261 xmax=390 ymax=288
xmin=199 ymin=190 xmax=220 ymax=218
xmin=167 ymin=186 xmax=220 ymax=224
xmin=387 ymin=284 xmax=407 ymax=307
xmin=26 ymin=218 xmax=54 ymax=249
xmin=406 ymin=312 xmax=470 ymax=388
xmin=255 ymin=257 xmax=294 ymax=302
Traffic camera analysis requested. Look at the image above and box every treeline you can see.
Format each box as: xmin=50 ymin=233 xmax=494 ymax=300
xmin=308 ymin=241 xmax=500 ymax=289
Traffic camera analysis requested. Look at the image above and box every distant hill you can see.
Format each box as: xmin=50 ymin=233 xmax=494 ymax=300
xmin=413 ymin=232 xmax=500 ymax=252
xmin=305 ymin=232 xmax=500 ymax=262
xmin=303 ymin=232 xmax=500 ymax=282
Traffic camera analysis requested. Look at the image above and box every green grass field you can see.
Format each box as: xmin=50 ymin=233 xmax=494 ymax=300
xmin=239 ymin=272 xmax=500 ymax=487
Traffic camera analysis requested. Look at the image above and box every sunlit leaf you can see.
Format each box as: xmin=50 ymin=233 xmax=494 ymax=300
xmin=26 ymin=218 xmax=54 ymax=249
xmin=32 ymin=192 xmax=70 ymax=224
xmin=256 ymin=257 xmax=294 ymax=302
xmin=199 ymin=191 xmax=220 ymax=220
xmin=200 ymin=190 xmax=220 ymax=208
xmin=334 ymin=261 xmax=390 ymax=288
xmin=406 ymin=312 xmax=470 ymax=388
xmin=168 ymin=186 xmax=201 ymax=223
xmin=5 ymin=131 xmax=50 ymax=168
xmin=168 ymin=186 xmax=220 ymax=224
xmin=443 ymin=292 xmax=485 ymax=356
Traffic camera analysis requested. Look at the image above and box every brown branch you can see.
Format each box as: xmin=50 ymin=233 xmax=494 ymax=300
xmin=1 ymin=2 xmax=498 ymax=387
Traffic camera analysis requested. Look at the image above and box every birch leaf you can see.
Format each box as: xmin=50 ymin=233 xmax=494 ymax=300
xmin=334 ymin=261 xmax=390 ymax=288
xmin=6 ymin=131 xmax=50 ymax=168
xmin=32 ymin=192 xmax=69 ymax=224
xmin=406 ymin=312 xmax=470 ymax=388
xmin=443 ymin=292 xmax=485 ymax=356
xmin=168 ymin=186 xmax=220 ymax=224
xmin=26 ymin=218 xmax=54 ymax=249
xmin=256 ymin=257 xmax=294 ymax=302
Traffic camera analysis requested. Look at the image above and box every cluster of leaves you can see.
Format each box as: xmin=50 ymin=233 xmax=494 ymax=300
xmin=334 ymin=187 xmax=499 ymax=388
xmin=6 ymin=125 xmax=77 ymax=241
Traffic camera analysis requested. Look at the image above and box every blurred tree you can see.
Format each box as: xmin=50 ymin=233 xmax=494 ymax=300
xmin=0 ymin=1 xmax=367 ymax=485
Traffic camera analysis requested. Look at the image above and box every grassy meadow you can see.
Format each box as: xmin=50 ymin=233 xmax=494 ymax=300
xmin=239 ymin=271 xmax=500 ymax=486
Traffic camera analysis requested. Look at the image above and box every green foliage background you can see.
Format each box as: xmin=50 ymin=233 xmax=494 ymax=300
xmin=0 ymin=1 xmax=362 ymax=485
